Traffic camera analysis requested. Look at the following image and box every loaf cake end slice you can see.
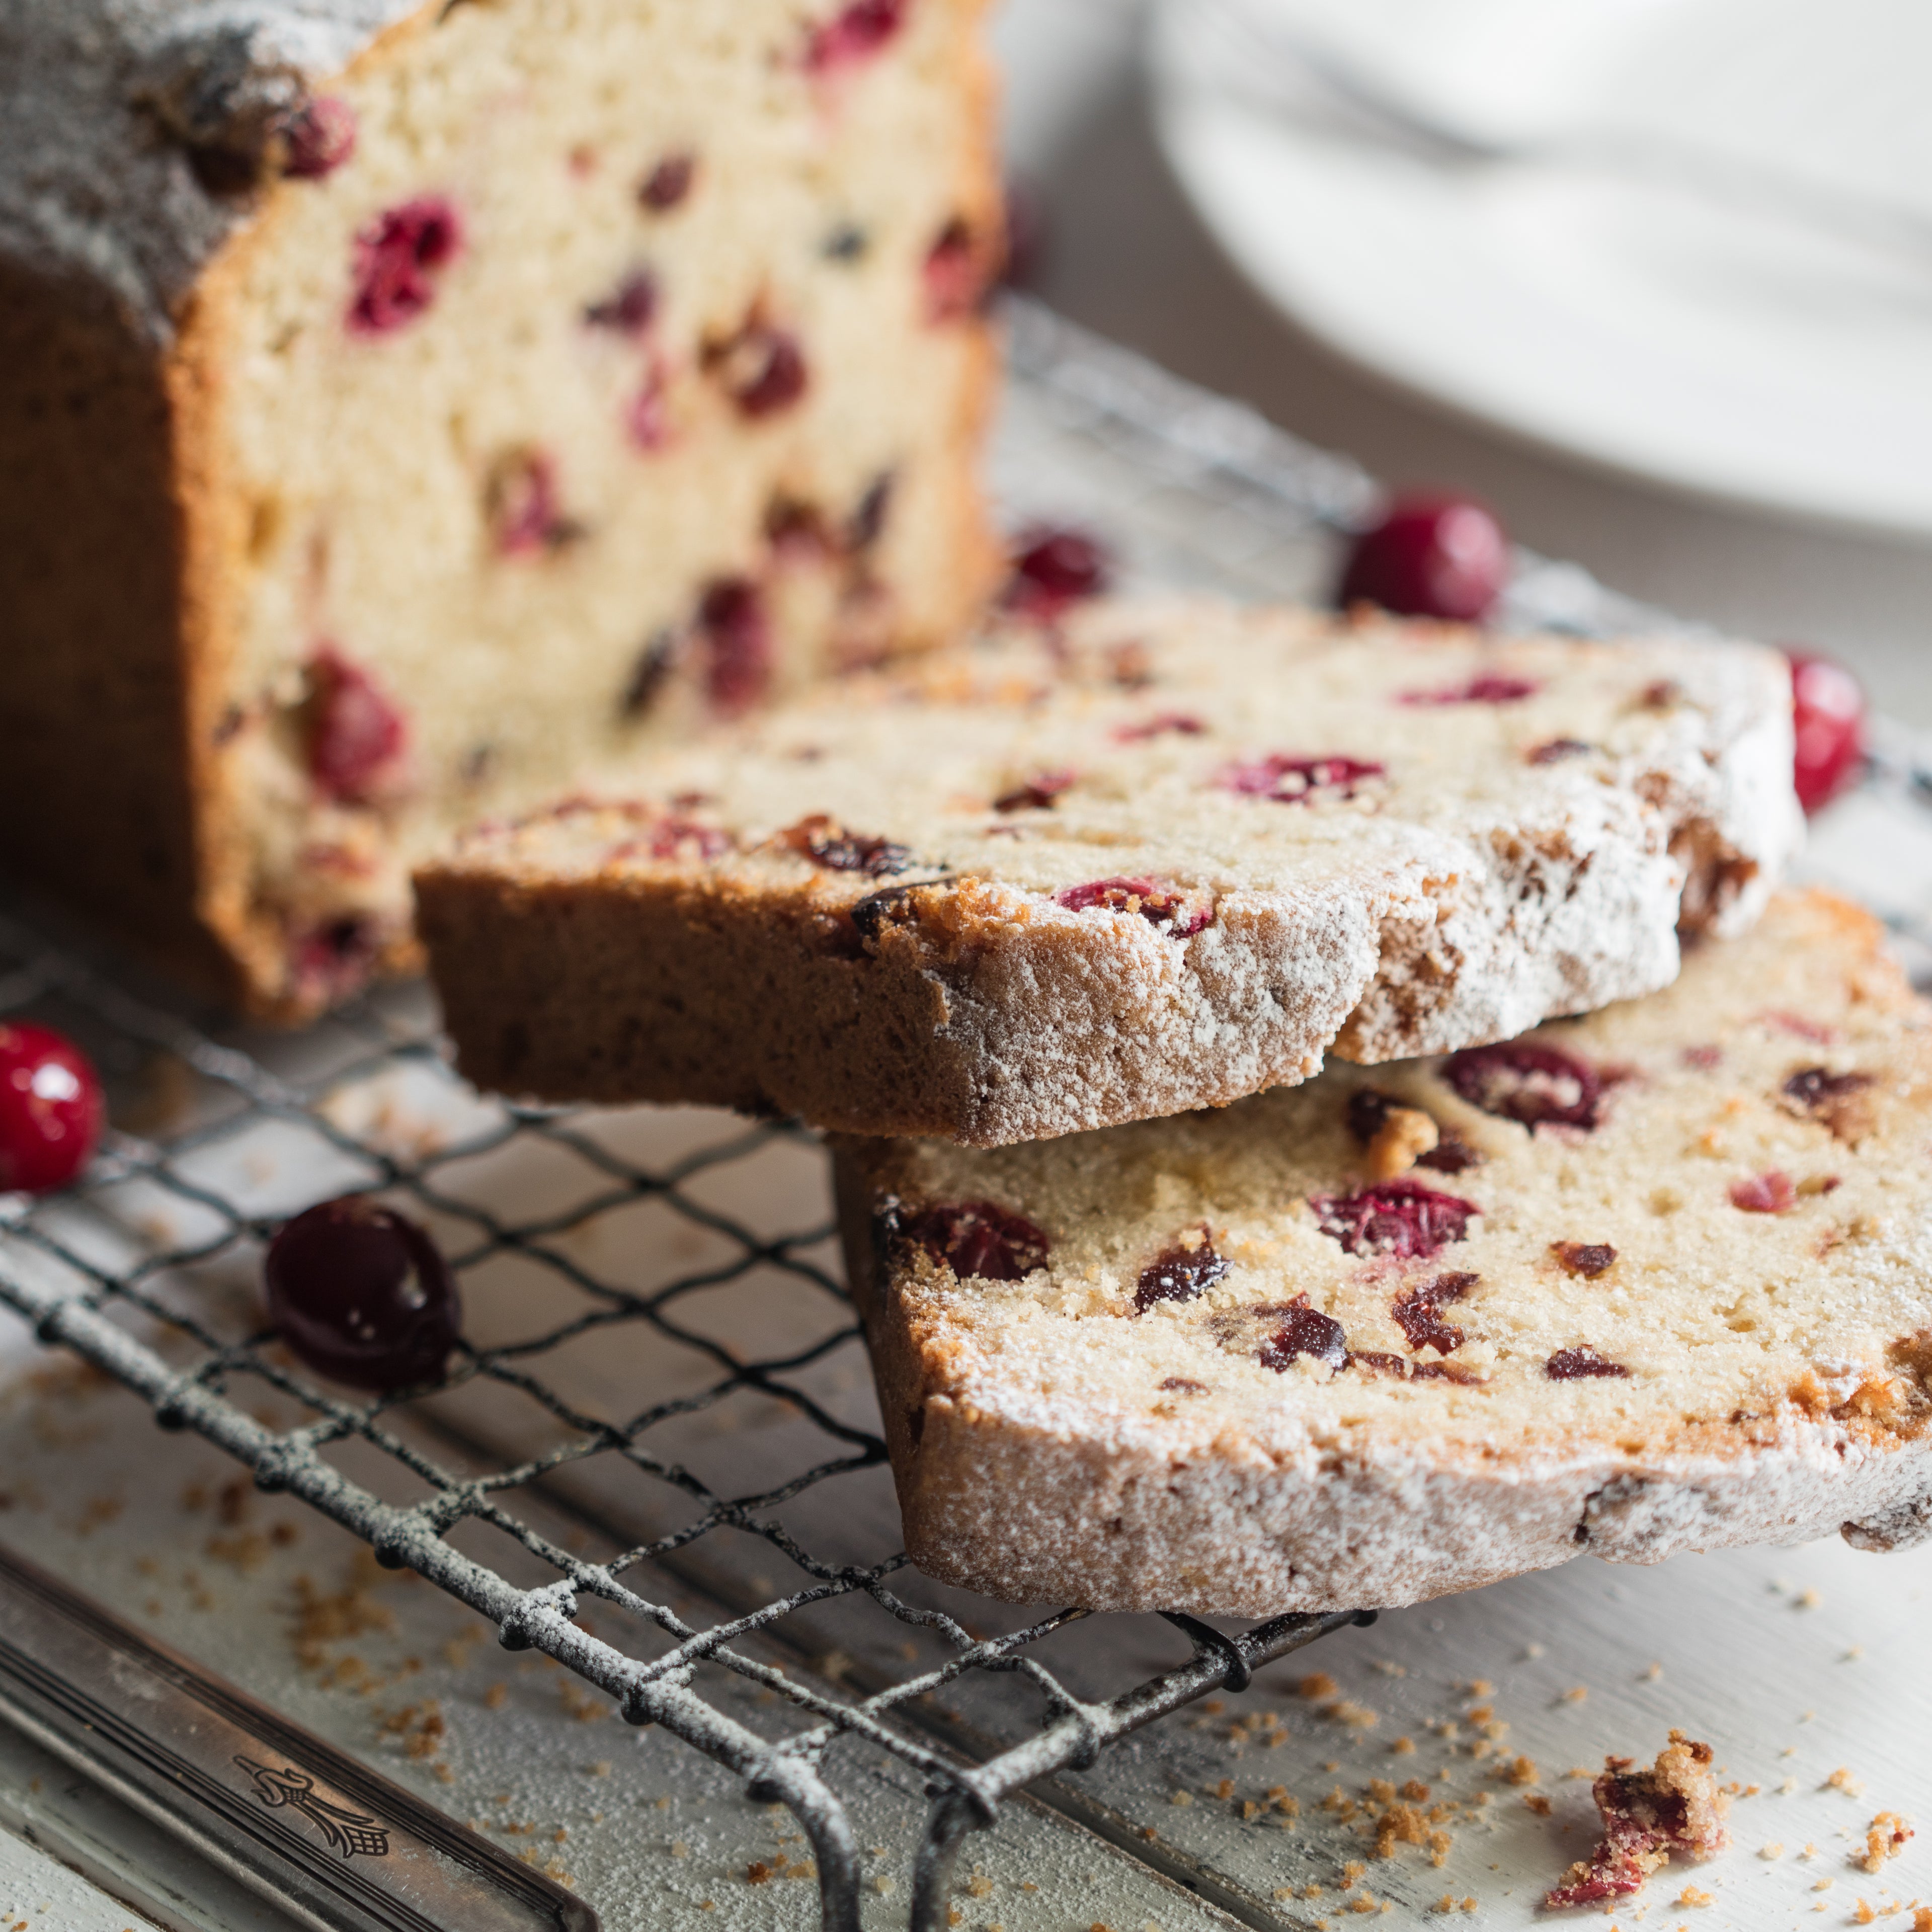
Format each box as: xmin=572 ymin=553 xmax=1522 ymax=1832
xmin=416 ymin=596 xmax=1801 ymax=1145
xmin=835 ymin=890 xmax=1932 ymax=1615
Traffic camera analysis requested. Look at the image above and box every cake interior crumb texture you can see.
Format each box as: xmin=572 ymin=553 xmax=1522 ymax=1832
xmin=416 ymin=597 xmax=1800 ymax=1146
xmin=835 ymin=892 xmax=1932 ymax=1615
xmin=0 ymin=0 xmax=999 ymax=1016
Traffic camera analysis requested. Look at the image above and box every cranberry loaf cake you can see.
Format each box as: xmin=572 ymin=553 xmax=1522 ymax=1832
xmin=416 ymin=596 xmax=1800 ymax=1146
xmin=0 ymin=0 xmax=999 ymax=1017
xmin=834 ymin=891 xmax=1932 ymax=1615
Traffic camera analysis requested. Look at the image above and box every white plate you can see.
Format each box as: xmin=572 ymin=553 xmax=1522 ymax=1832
xmin=1150 ymin=0 xmax=1932 ymax=536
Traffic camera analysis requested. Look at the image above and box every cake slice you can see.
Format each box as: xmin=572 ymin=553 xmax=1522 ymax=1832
xmin=416 ymin=596 xmax=1800 ymax=1146
xmin=0 ymin=0 xmax=999 ymax=1017
xmin=834 ymin=890 xmax=1932 ymax=1615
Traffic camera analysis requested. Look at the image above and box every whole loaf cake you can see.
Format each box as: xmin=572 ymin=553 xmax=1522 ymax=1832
xmin=0 ymin=0 xmax=999 ymax=1016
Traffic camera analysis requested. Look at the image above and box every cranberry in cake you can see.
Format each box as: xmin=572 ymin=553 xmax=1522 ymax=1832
xmin=416 ymin=595 xmax=1799 ymax=1147
xmin=0 ymin=0 xmax=1001 ymax=1017
xmin=834 ymin=892 xmax=1932 ymax=1614
xmin=1546 ymin=1733 xmax=1730 ymax=1908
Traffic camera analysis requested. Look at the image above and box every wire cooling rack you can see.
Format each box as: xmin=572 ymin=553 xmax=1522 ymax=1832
xmin=2 ymin=297 xmax=1928 ymax=1932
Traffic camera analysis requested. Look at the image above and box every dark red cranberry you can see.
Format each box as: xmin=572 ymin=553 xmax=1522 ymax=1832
xmin=290 ymin=917 xmax=381 ymax=1007
xmin=306 ymin=648 xmax=408 ymax=804
xmin=1219 ymin=754 xmax=1385 ymax=805
xmin=1391 ymin=1270 xmax=1476 ymax=1355
xmin=1415 ymin=1134 xmax=1482 ymax=1174
xmin=1552 ymin=1241 xmax=1617 ymax=1279
xmin=1113 ymin=713 xmax=1203 ymax=743
xmin=1401 ymin=673 xmax=1539 ymax=706
xmin=1682 ymin=1044 xmax=1723 ymax=1070
xmin=805 ymin=0 xmax=907 ymax=71
xmin=282 ymin=96 xmax=357 ymax=179
xmin=1728 ymin=1170 xmax=1795 ymax=1214
xmin=1783 ymin=1067 xmax=1871 ymax=1111
xmin=0 ymin=1024 xmax=103 ymax=1195
xmin=783 ymin=814 xmax=910 ymax=877
xmin=1344 ymin=1088 xmax=1479 ymax=1173
xmin=639 ymin=152 xmax=696 ymax=211
xmin=848 ymin=473 xmax=895 ymax=550
xmin=347 ymin=196 xmax=461 ymax=335
xmin=1788 ymin=651 xmax=1866 ymax=813
xmin=610 ymin=816 xmax=732 ymax=863
xmin=695 ymin=578 xmax=771 ymax=716
xmin=1308 ymin=1180 xmax=1478 ymax=1260
xmin=1529 ymin=738 xmax=1592 ymax=764
xmin=994 ymin=770 xmax=1076 ymax=813
xmin=1258 ymin=1299 xmax=1347 ymax=1373
xmin=1545 ymin=1345 xmax=1630 ymax=1381
xmin=1133 ymin=1233 xmax=1229 ymax=1313
xmin=1443 ymin=1042 xmax=1601 ymax=1133
xmin=903 ymin=1200 xmax=1049 ymax=1281
xmin=584 ymin=270 xmax=658 ymax=335
xmin=923 ymin=218 xmax=985 ymax=321
xmin=1338 ymin=492 xmax=1509 ymax=622
xmin=1005 ymin=527 xmax=1109 ymax=619
xmin=765 ymin=497 xmax=832 ymax=554
xmin=488 ymin=450 xmax=578 ymax=557
xmin=264 ymin=1196 xmax=461 ymax=1391
xmin=709 ymin=321 xmax=809 ymax=418
xmin=622 ymin=630 xmax=677 ymax=716
xmin=625 ymin=360 xmax=672 ymax=450
xmin=1055 ymin=877 xmax=1211 ymax=936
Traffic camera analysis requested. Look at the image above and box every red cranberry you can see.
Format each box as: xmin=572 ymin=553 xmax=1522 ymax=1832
xmin=1728 ymin=1170 xmax=1795 ymax=1214
xmin=625 ymin=360 xmax=672 ymax=451
xmin=1258 ymin=1299 xmax=1348 ymax=1373
xmin=1339 ymin=492 xmax=1509 ymax=621
xmin=347 ymin=196 xmax=461 ymax=335
xmin=1552 ymin=1241 xmax=1617 ymax=1278
xmin=1546 ymin=1753 xmax=1718 ymax=1909
xmin=306 ymin=648 xmax=407 ymax=804
xmin=924 ymin=218 xmax=985 ymax=322
xmin=1308 ymin=1180 xmax=1478 ymax=1260
xmin=488 ymin=450 xmax=577 ymax=557
xmin=903 ymin=1200 xmax=1049 ymax=1281
xmin=584 ymin=270 xmax=658 ymax=335
xmin=0 ymin=1024 xmax=103 ymax=1195
xmin=1443 ymin=1042 xmax=1601 ymax=1132
xmin=1545 ymin=1345 xmax=1630 ymax=1381
xmin=1788 ymin=650 xmax=1866 ymax=813
xmin=1219 ymin=754 xmax=1384 ymax=805
xmin=282 ymin=96 xmax=357 ymax=180
xmin=695 ymin=578 xmax=771 ymax=715
xmin=709 ymin=321 xmax=809 ymax=418
xmin=1133 ymin=1234 xmax=1229 ymax=1313
xmin=1113 ymin=713 xmax=1203 ymax=743
xmin=782 ymin=814 xmax=910 ymax=877
xmin=639 ymin=152 xmax=696 ymax=211
xmin=1391 ymin=1270 xmax=1476 ymax=1355
xmin=1529 ymin=737 xmax=1592 ymax=764
xmin=1783 ymin=1067 xmax=1871 ymax=1111
xmin=1005 ymin=527 xmax=1109 ymax=619
xmin=264 ymin=1196 xmax=461 ymax=1391
xmin=1401 ymin=673 xmax=1539 ymax=706
xmin=290 ymin=917 xmax=381 ymax=1008
xmin=994 ymin=770 xmax=1076 ymax=813
xmin=848 ymin=473 xmax=895 ymax=550
xmin=805 ymin=0 xmax=907 ymax=71
xmin=1055 ymin=877 xmax=1212 ymax=936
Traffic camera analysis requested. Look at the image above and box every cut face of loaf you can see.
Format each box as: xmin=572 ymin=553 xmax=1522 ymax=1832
xmin=834 ymin=891 xmax=1932 ymax=1617
xmin=0 ymin=0 xmax=999 ymax=1017
xmin=415 ymin=597 xmax=1802 ymax=1146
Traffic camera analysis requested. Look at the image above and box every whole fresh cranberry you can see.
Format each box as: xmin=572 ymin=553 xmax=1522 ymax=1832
xmin=1005 ymin=527 xmax=1109 ymax=619
xmin=347 ymin=196 xmax=461 ymax=335
xmin=264 ymin=1196 xmax=461 ymax=1390
xmin=1339 ymin=493 xmax=1509 ymax=622
xmin=1787 ymin=650 xmax=1866 ymax=813
xmin=0 ymin=1024 xmax=103 ymax=1194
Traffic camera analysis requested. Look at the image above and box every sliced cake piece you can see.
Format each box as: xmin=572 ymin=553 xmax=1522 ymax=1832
xmin=416 ymin=596 xmax=1800 ymax=1145
xmin=834 ymin=891 xmax=1932 ymax=1615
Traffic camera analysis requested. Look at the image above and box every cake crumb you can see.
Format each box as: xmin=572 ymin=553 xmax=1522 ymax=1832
xmin=1298 ymin=1673 xmax=1339 ymax=1701
xmin=1561 ymin=1686 xmax=1590 ymax=1704
xmin=1676 ymin=1887 xmax=1714 ymax=1908
xmin=1391 ymin=1737 xmax=1417 ymax=1755
xmin=1760 ymin=1844 xmax=1785 ymax=1861
xmin=1643 ymin=1663 xmax=1663 ymax=1681
xmin=1827 ymin=1769 xmax=1867 ymax=1798
xmin=1854 ymin=1902 xmax=1877 ymax=1925
xmin=1795 ymin=1589 xmax=1822 ymax=1610
xmin=1500 ymin=1755 xmax=1540 ymax=1787
xmin=1858 ymin=1815 xmax=1913 ymax=1874
xmin=1546 ymin=1734 xmax=1731 ymax=1910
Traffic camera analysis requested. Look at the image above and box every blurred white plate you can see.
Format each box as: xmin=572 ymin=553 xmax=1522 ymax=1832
xmin=1150 ymin=0 xmax=1932 ymax=535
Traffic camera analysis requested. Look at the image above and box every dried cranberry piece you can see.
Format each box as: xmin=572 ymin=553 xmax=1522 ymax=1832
xmin=1259 ymin=1298 xmax=1347 ymax=1373
xmin=607 ymin=816 xmax=732 ymax=863
xmin=1309 ymin=1180 xmax=1478 ymax=1260
xmin=1005 ymin=527 xmax=1109 ymax=619
xmin=783 ymin=815 xmax=910 ymax=877
xmin=1133 ymin=1233 xmax=1229 ymax=1313
xmin=306 ymin=648 xmax=408 ymax=804
xmin=290 ymin=917 xmax=381 ymax=1007
xmin=1788 ymin=650 xmax=1865 ymax=814
xmin=1728 ymin=1171 xmax=1795 ymax=1214
xmin=1218 ymin=754 xmax=1385 ymax=805
xmin=695 ymin=578 xmax=771 ymax=716
xmin=1682 ymin=1045 xmax=1723 ymax=1070
xmin=487 ymin=450 xmax=580 ymax=557
xmin=0 ymin=1024 xmax=103 ymax=1195
xmin=1443 ymin=1042 xmax=1601 ymax=1133
xmin=903 ymin=1200 xmax=1049 ymax=1281
xmin=1113 ymin=713 xmax=1203 ymax=743
xmin=1055 ymin=877 xmax=1211 ymax=937
xmin=1346 ymin=1350 xmax=1411 ymax=1378
xmin=848 ymin=473 xmax=895 ymax=551
xmin=709 ymin=320 xmax=809 ymax=418
xmin=1338 ymin=492 xmax=1509 ymax=622
xmin=805 ymin=0 xmax=907 ymax=71
xmin=282 ymin=96 xmax=357 ymax=179
xmin=1552 ymin=1241 xmax=1617 ymax=1278
xmin=625 ymin=360 xmax=672 ymax=450
xmin=1345 ymin=1087 xmax=1396 ymax=1146
xmin=1401 ymin=673 xmax=1539 ymax=706
xmin=1416 ymin=1136 xmax=1482 ymax=1174
xmin=1783 ymin=1067 xmax=1872 ymax=1112
xmin=622 ymin=630 xmax=677 ymax=716
xmin=1546 ymin=1345 xmax=1630 ymax=1381
xmin=923 ymin=217 xmax=985 ymax=321
xmin=584 ymin=270 xmax=658 ymax=335
xmin=994 ymin=770 xmax=1075 ymax=813
xmin=1530 ymin=738 xmax=1592 ymax=764
xmin=639 ymin=152 xmax=696 ymax=211
xmin=347 ymin=196 xmax=461 ymax=335
xmin=264 ymin=1196 xmax=461 ymax=1391
xmin=1391 ymin=1270 xmax=1476 ymax=1355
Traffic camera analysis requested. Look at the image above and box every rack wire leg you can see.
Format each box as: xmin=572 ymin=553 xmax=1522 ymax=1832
xmin=909 ymin=1788 xmax=983 ymax=1932
xmin=760 ymin=1770 xmax=864 ymax=1932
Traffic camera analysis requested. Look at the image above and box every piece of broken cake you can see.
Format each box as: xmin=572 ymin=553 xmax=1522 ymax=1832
xmin=1546 ymin=1732 xmax=1731 ymax=1908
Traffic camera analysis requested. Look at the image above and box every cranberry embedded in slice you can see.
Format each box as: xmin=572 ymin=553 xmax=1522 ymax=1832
xmin=1055 ymin=876 xmax=1211 ymax=937
xmin=1258 ymin=1298 xmax=1348 ymax=1374
xmin=1338 ymin=492 xmax=1509 ymax=622
xmin=263 ymin=1196 xmax=461 ymax=1391
xmin=584 ymin=270 xmax=658 ymax=335
xmin=1443 ymin=1042 xmax=1601 ymax=1133
xmin=903 ymin=1199 xmax=1049 ymax=1281
xmin=1728 ymin=1170 xmax=1795 ymax=1214
xmin=804 ymin=0 xmax=907 ymax=71
xmin=1391 ymin=1269 xmax=1476 ymax=1354
xmin=1004 ymin=527 xmax=1109 ymax=619
xmin=639 ymin=152 xmax=696 ymax=211
xmin=1401 ymin=672 xmax=1539 ymax=707
xmin=695 ymin=578 xmax=771 ymax=716
xmin=1546 ymin=1345 xmax=1630 ymax=1381
xmin=1219 ymin=754 xmax=1385 ymax=806
xmin=1309 ymin=1180 xmax=1478 ymax=1260
xmin=708 ymin=320 xmax=809 ymax=418
xmin=1546 ymin=1738 xmax=1727 ymax=1909
xmin=347 ymin=196 xmax=461 ymax=335
xmin=923 ymin=218 xmax=985 ymax=322
xmin=993 ymin=769 xmax=1075 ymax=813
xmin=281 ymin=96 xmax=357 ymax=180
xmin=290 ymin=917 xmax=381 ymax=1007
xmin=1552 ymin=1241 xmax=1617 ymax=1278
xmin=1788 ymin=650 xmax=1866 ymax=814
xmin=625 ymin=359 xmax=672 ymax=450
xmin=783 ymin=814 xmax=910 ymax=877
xmin=1530 ymin=738 xmax=1592 ymax=764
xmin=305 ymin=648 xmax=408 ymax=804
xmin=487 ymin=450 xmax=580 ymax=557
xmin=1780 ymin=1066 xmax=1875 ymax=1142
xmin=0 ymin=1024 xmax=103 ymax=1194
xmin=1133 ymin=1232 xmax=1229 ymax=1313
xmin=1113 ymin=713 xmax=1203 ymax=744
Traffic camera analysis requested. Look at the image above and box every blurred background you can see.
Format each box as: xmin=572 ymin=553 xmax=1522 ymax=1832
xmin=994 ymin=0 xmax=1932 ymax=726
